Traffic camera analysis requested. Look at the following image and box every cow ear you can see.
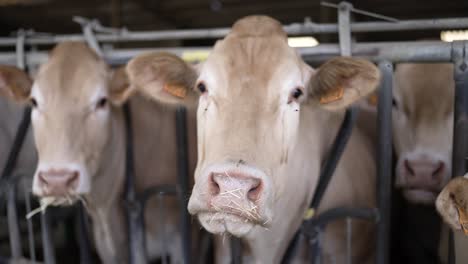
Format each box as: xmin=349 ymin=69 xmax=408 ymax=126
xmin=109 ymin=66 xmax=134 ymax=105
xmin=436 ymin=176 xmax=468 ymax=233
xmin=126 ymin=52 xmax=198 ymax=106
xmin=0 ymin=65 xmax=32 ymax=103
xmin=308 ymin=57 xmax=381 ymax=111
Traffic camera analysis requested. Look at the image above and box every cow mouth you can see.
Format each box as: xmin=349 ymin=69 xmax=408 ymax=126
xmin=402 ymin=188 xmax=439 ymax=204
xmin=26 ymin=195 xmax=85 ymax=219
xmin=198 ymin=211 xmax=270 ymax=237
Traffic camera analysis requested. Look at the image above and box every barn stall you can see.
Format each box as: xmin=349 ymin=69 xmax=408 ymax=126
xmin=0 ymin=0 xmax=467 ymax=263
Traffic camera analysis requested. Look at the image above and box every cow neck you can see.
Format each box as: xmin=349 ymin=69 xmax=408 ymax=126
xmin=85 ymin=104 xmax=126 ymax=211
xmin=280 ymin=107 xmax=359 ymax=263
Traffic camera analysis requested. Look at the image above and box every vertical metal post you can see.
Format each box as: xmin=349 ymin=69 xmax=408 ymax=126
xmin=449 ymin=40 xmax=468 ymax=264
xmin=76 ymin=204 xmax=93 ymax=264
xmin=123 ymin=103 xmax=147 ymax=264
xmin=7 ymin=185 xmax=22 ymax=259
xmin=24 ymin=187 xmax=36 ymax=262
xmin=338 ymin=2 xmax=352 ymax=56
xmin=176 ymin=107 xmax=191 ymax=264
xmin=230 ymin=238 xmax=242 ymax=264
xmin=376 ymin=61 xmax=393 ymax=264
xmin=41 ymin=210 xmax=55 ymax=264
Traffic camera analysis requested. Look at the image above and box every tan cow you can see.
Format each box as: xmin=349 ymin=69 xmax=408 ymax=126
xmin=0 ymin=42 xmax=198 ymax=263
xmin=127 ymin=15 xmax=380 ymax=263
xmin=392 ymin=63 xmax=454 ymax=204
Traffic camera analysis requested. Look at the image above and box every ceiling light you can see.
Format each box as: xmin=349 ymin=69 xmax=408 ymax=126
xmin=441 ymin=30 xmax=468 ymax=42
xmin=288 ymin=37 xmax=319 ymax=47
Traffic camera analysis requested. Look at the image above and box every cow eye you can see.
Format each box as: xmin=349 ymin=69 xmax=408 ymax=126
xmin=392 ymin=98 xmax=398 ymax=109
xmin=30 ymin=97 xmax=38 ymax=108
xmin=197 ymin=82 xmax=207 ymax=94
xmin=291 ymin=88 xmax=303 ymax=100
xmin=96 ymin=97 xmax=108 ymax=109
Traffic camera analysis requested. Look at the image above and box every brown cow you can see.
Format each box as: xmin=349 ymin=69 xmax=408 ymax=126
xmin=127 ymin=15 xmax=380 ymax=263
xmin=0 ymin=42 xmax=198 ymax=263
xmin=392 ymin=63 xmax=454 ymax=204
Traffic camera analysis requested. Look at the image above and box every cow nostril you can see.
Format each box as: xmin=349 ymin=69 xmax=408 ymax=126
xmin=432 ymin=162 xmax=445 ymax=178
xmin=210 ymin=174 xmax=220 ymax=196
xmin=404 ymin=159 xmax=415 ymax=176
xmin=38 ymin=172 xmax=48 ymax=186
xmin=66 ymin=171 xmax=79 ymax=189
xmin=247 ymin=180 xmax=262 ymax=202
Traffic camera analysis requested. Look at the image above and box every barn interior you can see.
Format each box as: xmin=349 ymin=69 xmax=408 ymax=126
xmin=0 ymin=0 xmax=468 ymax=264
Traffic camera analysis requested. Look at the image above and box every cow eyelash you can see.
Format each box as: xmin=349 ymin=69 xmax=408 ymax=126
xmin=288 ymin=87 xmax=304 ymax=103
xmin=96 ymin=97 xmax=108 ymax=109
xmin=197 ymin=82 xmax=207 ymax=94
xmin=30 ymin=97 xmax=38 ymax=108
xmin=392 ymin=98 xmax=398 ymax=109
xmin=292 ymin=88 xmax=303 ymax=99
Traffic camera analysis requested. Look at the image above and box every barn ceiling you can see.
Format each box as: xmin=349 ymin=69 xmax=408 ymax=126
xmin=0 ymin=0 xmax=467 ymax=44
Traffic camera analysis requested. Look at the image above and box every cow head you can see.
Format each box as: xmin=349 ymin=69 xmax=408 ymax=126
xmin=127 ymin=16 xmax=380 ymax=237
xmin=0 ymin=42 xmax=133 ymax=206
xmin=393 ymin=63 xmax=454 ymax=204
xmin=436 ymin=175 xmax=468 ymax=233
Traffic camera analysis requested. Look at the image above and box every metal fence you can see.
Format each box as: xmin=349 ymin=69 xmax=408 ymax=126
xmin=0 ymin=1 xmax=467 ymax=263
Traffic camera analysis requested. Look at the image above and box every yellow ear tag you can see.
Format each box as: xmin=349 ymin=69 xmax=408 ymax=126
xmin=319 ymin=86 xmax=344 ymax=104
xmin=368 ymin=93 xmax=378 ymax=106
xmin=456 ymin=205 xmax=468 ymax=235
xmin=163 ymin=83 xmax=187 ymax=98
xmin=303 ymin=208 xmax=315 ymax=220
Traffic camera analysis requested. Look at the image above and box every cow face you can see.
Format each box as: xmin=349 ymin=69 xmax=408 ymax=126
xmin=0 ymin=42 xmax=132 ymax=205
xmin=436 ymin=175 xmax=468 ymax=232
xmin=127 ymin=16 xmax=380 ymax=237
xmin=393 ymin=64 xmax=454 ymax=204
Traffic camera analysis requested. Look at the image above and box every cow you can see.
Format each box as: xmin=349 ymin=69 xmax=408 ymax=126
xmin=387 ymin=64 xmax=468 ymax=264
xmin=0 ymin=42 xmax=198 ymax=263
xmin=126 ymin=15 xmax=380 ymax=263
xmin=392 ymin=63 xmax=454 ymax=204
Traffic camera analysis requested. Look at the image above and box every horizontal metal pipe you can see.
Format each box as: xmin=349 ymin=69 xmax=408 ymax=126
xmin=0 ymin=40 xmax=459 ymax=67
xmin=0 ymin=17 xmax=467 ymax=46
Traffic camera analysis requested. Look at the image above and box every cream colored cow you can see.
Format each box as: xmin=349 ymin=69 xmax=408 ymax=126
xmin=393 ymin=63 xmax=454 ymax=204
xmin=127 ymin=15 xmax=380 ymax=263
xmin=0 ymin=42 xmax=198 ymax=263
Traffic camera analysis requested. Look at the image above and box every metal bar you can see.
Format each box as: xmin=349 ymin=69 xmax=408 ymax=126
xmin=176 ymin=107 xmax=191 ymax=264
xmin=346 ymin=218 xmax=352 ymax=264
xmin=302 ymin=208 xmax=378 ymax=234
xmin=123 ymin=103 xmax=147 ymax=264
xmin=16 ymin=30 xmax=26 ymax=70
xmin=24 ymin=187 xmax=36 ymax=263
xmin=7 ymin=185 xmax=22 ymax=259
xmin=230 ymin=238 xmax=242 ymax=264
xmin=0 ymin=17 xmax=467 ymax=46
xmin=76 ymin=204 xmax=93 ymax=264
xmin=41 ymin=210 xmax=56 ymax=264
xmin=0 ymin=41 xmax=460 ymax=67
xmin=376 ymin=61 xmax=393 ymax=264
xmin=338 ymin=2 xmax=352 ymax=56
xmin=449 ymin=40 xmax=468 ymax=264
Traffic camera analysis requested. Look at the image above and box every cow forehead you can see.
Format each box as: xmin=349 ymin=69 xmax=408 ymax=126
xmin=201 ymin=35 xmax=304 ymax=101
xmin=34 ymin=42 xmax=108 ymax=103
xmin=394 ymin=63 xmax=454 ymax=119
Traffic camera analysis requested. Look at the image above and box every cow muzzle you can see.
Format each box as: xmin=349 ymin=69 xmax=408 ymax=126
xmin=188 ymin=164 xmax=272 ymax=236
xmin=33 ymin=164 xmax=90 ymax=203
xmin=396 ymin=153 xmax=450 ymax=204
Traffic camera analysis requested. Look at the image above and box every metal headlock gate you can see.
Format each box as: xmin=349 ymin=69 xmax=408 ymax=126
xmin=0 ymin=1 xmax=467 ymax=263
